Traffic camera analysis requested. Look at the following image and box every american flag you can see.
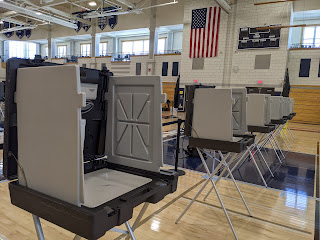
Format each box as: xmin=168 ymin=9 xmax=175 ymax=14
xmin=190 ymin=7 xmax=221 ymax=58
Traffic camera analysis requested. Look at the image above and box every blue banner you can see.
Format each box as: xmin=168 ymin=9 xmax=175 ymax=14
xmin=3 ymin=22 xmax=14 ymax=38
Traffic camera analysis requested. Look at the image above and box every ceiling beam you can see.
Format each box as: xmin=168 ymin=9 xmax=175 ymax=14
xmin=256 ymin=24 xmax=317 ymax=30
xmin=0 ymin=11 xmax=17 ymax=18
xmin=0 ymin=25 xmax=37 ymax=34
xmin=1 ymin=1 xmax=77 ymax=28
xmin=254 ymin=0 xmax=295 ymax=6
xmin=115 ymin=0 xmax=135 ymax=8
xmin=1 ymin=17 xmax=30 ymax=26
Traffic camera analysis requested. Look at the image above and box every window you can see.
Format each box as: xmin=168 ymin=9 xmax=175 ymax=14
xmin=45 ymin=47 xmax=48 ymax=57
xmin=121 ymin=38 xmax=166 ymax=55
xmin=57 ymin=45 xmax=67 ymax=58
xmin=303 ymin=26 xmax=320 ymax=47
xmin=8 ymin=41 xmax=38 ymax=59
xmin=9 ymin=41 xmax=25 ymax=58
xmin=80 ymin=43 xmax=91 ymax=57
xmin=121 ymin=39 xmax=149 ymax=55
xmin=99 ymin=42 xmax=108 ymax=56
xmin=158 ymin=38 xmax=166 ymax=54
xmin=27 ymin=42 xmax=37 ymax=59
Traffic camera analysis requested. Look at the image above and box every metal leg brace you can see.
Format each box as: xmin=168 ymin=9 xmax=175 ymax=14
xmin=176 ymin=148 xmax=252 ymax=240
xmin=32 ymin=215 xmax=45 ymax=240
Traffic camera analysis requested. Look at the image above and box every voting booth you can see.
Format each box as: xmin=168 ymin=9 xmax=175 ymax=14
xmin=179 ymin=86 xmax=254 ymax=240
xmin=247 ymin=94 xmax=271 ymax=127
xmin=3 ymin=58 xmax=182 ymax=240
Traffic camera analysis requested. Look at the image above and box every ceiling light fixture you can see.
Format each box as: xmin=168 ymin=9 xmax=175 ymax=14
xmin=36 ymin=12 xmax=42 ymax=15
xmin=88 ymin=2 xmax=97 ymax=6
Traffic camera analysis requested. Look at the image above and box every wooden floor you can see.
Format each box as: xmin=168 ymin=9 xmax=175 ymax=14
xmin=0 ymin=120 xmax=318 ymax=240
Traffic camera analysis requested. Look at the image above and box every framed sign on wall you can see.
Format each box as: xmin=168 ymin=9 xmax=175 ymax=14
xmin=238 ymin=25 xmax=281 ymax=50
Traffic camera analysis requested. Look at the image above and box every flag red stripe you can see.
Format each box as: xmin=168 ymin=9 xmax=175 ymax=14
xmin=198 ymin=28 xmax=201 ymax=58
xmin=214 ymin=7 xmax=221 ymax=57
xmin=210 ymin=7 xmax=217 ymax=58
xmin=189 ymin=29 xmax=193 ymax=58
xmin=193 ymin=29 xmax=198 ymax=58
xmin=202 ymin=27 xmax=206 ymax=58
xmin=206 ymin=7 xmax=212 ymax=57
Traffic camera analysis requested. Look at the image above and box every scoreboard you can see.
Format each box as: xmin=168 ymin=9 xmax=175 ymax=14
xmin=238 ymin=25 xmax=281 ymax=50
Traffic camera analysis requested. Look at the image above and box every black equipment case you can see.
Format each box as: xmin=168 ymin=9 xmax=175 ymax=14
xmin=3 ymin=58 xmax=181 ymax=240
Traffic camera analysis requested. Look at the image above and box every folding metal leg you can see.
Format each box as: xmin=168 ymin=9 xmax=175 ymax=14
xmin=124 ymin=203 xmax=150 ymax=240
xmin=286 ymin=125 xmax=295 ymax=141
xmin=248 ymin=147 xmax=268 ymax=187
xmin=227 ymin=147 xmax=253 ymax=179
xmin=203 ymin=153 xmax=239 ymax=201
xmin=32 ymin=215 xmax=45 ymax=240
xmin=125 ymin=222 xmax=136 ymax=240
xmin=267 ymin=135 xmax=283 ymax=163
xmin=279 ymin=131 xmax=290 ymax=151
xmin=270 ymin=130 xmax=286 ymax=159
xmin=282 ymin=127 xmax=293 ymax=146
xmin=215 ymin=151 xmax=252 ymax=217
xmin=255 ymin=143 xmax=274 ymax=177
xmin=176 ymin=149 xmax=239 ymax=240
xmin=109 ymin=202 xmax=149 ymax=240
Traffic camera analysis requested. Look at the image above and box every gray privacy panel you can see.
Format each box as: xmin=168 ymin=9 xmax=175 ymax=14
xmin=106 ymin=76 xmax=165 ymax=172
xmin=232 ymin=88 xmax=248 ymax=135
xmin=16 ymin=65 xmax=85 ymax=207
xmin=270 ymin=96 xmax=283 ymax=120
xmin=247 ymin=94 xmax=271 ymax=127
xmin=254 ymin=54 xmax=271 ymax=69
xmin=192 ymin=58 xmax=204 ymax=70
xmin=192 ymin=89 xmax=233 ymax=141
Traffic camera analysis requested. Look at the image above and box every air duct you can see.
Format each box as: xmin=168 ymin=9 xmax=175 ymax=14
xmin=215 ymin=0 xmax=232 ymax=13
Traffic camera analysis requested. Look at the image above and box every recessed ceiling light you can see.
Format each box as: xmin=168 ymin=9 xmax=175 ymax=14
xmin=88 ymin=2 xmax=97 ymax=6
xmin=36 ymin=12 xmax=42 ymax=15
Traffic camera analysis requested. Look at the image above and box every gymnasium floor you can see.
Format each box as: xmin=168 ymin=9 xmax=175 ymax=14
xmin=0 ymin=120 xmax=318 ymax=239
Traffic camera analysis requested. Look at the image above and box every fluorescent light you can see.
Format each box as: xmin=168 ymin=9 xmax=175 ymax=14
xmin=88 ymin=2 xmax=97 ymax=6
xmin=36 ymin=12 xmax=42 ymax=15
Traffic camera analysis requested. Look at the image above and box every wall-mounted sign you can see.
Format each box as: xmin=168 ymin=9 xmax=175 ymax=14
xmin=238 ymin=25 xmax=281 ymax=50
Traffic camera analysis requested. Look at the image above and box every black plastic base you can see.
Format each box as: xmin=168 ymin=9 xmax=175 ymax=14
xmin=271 ymin=118 xmax=287 ymax=124
xmin=248 ymin=125 xmax=276 ymax=133
xmin=9 ymin=164 xmax=182 ymax=240
xmin=188 ymin=134 xmax=255 ymax=153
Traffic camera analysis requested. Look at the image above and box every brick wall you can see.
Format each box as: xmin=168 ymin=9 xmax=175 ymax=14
xmin=288 ymin=49 xmax=320 ymax=85
xmin=180 ymin=0 xmax=292 ymax=89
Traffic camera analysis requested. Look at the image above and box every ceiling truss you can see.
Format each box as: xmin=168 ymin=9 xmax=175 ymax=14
xmin=0 ymin=0 xmax=179 ymax=33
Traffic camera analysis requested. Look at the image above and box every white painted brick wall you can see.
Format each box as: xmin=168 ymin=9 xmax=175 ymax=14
xmin=288 ymin=50 xmax=320 ymax=85
xmin=180 ymin=0 xmax=292 ymax=88
xmin=180 ymin=0 xmax=228 ymax=85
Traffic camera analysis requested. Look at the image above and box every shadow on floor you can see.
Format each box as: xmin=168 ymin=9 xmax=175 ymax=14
xmin=163 ymin=136 xmax=316 ymax=197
